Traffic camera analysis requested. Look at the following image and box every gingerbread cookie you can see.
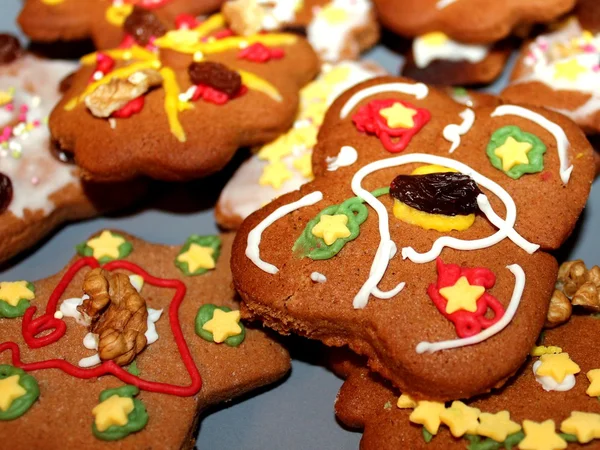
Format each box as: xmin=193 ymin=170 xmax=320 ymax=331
xmin=18 ymin=0 xmax=224 ymax=49
xmin=222 ymin=0 xmax=379 ymax=62
xmin=502 ymin=13 xmax=600 ymax=134
xmin=0 ymin=35 xmax=143 ymax=265
xmin=49 ymin=13 xmax=319 ymax=181
xmin=216 ymin=61 xmax=385 ymax=230
xmin=0 ymin=231 xmax=289 ymax=448
xmin=231 ymin=76 xmax=595 ymax=401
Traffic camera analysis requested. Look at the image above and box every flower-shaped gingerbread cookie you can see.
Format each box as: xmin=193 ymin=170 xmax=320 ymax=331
xmin=18 ymin=0 xmax=224 ymax=49
xmin=231 ymin=76 xmax=595 ymax=401
xmin=49 ymin=13 xmax=319 ymax=181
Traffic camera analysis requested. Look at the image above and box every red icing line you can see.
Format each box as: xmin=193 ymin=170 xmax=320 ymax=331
xmin=427 ymin=258 xmax=505 ymax=338
xmin=118 ymin=34 xmax=137 ymax=49
xmin=89 ymin=53 xmax=116 ymax=83
xmin=175 ymin=14 xmax=199 ymax=30
xmin=2 ymin=257 xmax=202 ymax=397
xmin=112 ymin=96 xmax=145 ymax=118
xmin=192 ymin=85 xmax=248 ymax=105
xmin=238 ymin=43 xmax=285 ymax=63
xmin=352 ymin=99 xmax=430 ymax=153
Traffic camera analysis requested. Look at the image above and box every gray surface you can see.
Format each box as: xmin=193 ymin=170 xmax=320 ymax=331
xmin=2 ymin=2 xmax=600 ymax=449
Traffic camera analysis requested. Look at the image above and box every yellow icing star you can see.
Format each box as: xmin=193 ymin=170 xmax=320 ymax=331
xmin=410 ymin=401 xmax=446 ymax=435
xmin=92 ymin=395 xmax=134 ymax=432
xmin=397 ymin=394 xmax=417 ymax=409
xmin=320 ymin=5 xmax=349 ymax=24
xmin=586 ymin=369 xmax=600 ymax=397
xmin=439 ymin=401 xmax=481 ymax=437
xmin=560 ymin=411 xmax=600 ymax=444
xmin=439 ymin=276 xmax=485 ymax=314
xmin=0 ymin=281 xmax=34 ymax=307
xmin=176 ymin=243 xmax=215 ymax=273
xmin=494 ymin=137 xmax=533 ymax=172
xmin=202 ymin=309 xmax=242 ymax=343
xmin=0 ymin=375 xmax=27 ymax=412
xmin=534 ymin=353 xmax=581 ymax=384
xmin=154 ymin=29 xmax=202 ymax=53
xmin=531 ymin=345 xmax=563 ymax=357
xmin=311 ymin=214 xmax=351 ymax=246
xmin=259 ymin=161 xmax=293 ymax=189
xmin=554 ymin=58 xmax=588 ymax=82
xmin=0 ymin=89 xmax=13 ymax=106
xmin=420 ymin=31 xmax=449 ymax=47
xmin=86 ymin=231 xmax=125 ymax=260
xmin=258 ymin=135 xmax=293 ymax=162
xmin=293 ymin=152 xmax=313 ymax=179
xmin=477 ymin=411 xmax=522 ymax=442
xmin=519 ymin=420 xmax=567 ymax=450
xmin=323 ymin=66 xmax=351 ymax=85
xmin=289 ymin=125 xmax=318 ymax=149
xmin=380 ymin=103 xmax=417 ymax=129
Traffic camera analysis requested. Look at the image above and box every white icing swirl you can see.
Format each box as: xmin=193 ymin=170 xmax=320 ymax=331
xmin=340 ymin=82 xmax=429 ymax=119
xmin=443 ymin=108 xmax=475 ymax=153
xmin=413 ymin=35 xmax=489 ymax=69
xmin=327 ymin=145 xmax=358 ymax=171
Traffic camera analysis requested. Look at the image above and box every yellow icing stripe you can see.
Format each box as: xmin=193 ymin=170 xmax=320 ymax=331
xmin=193 ymin=13 xmax=226 ymax=38
xmin=159 ymin=33 xmax=298 ymax=54
xmin=65 ymin=60 xmax=162 ymax=111
xmin=80 ymin=46 xmax=158 ymax=65
xmin=238 ymin=70 xmax=282 ymax=102
xmin=160 ymin=67 xmax=186 ymax=143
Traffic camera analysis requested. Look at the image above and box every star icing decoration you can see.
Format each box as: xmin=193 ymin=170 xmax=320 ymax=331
xmin=586 ymin=369 xmax=600 ymax=397
xmin=293 ymin=152 xmax=313 ymax=180
xmin=0 ymin=281 xmax=35 ymax=307
xmin=439 ymin=276 xmax=485 ymax=314
xmin=519 ymin=420 xmax=567 ymax=450
xmin=202 ymin=309 xmax=243 ymax=343
xmin=92 ymin=394 xmax=135 ymax=432
xmin=85 ymin=231 xmax=127 ymax=261
xmin=380 ymin=103 xmax=418 ymax=129
xmin=439 ymin=401 xmax=480 ymax=437
xmin=534 ymin=353 xmax=581 ymax=384
xmin=494 ymin=136 xmax=533 ymax=172
xmin=409 ymin=401 xmax=446 ymax=435
xmin=560 ymin=411 xmax=600 ymax=444
xmin=176 ymin=243 xmax=215 ymax=273
xmin=311 ymin=214 xmax=352 ymax=246
xmin=397 ymin=394 xmax=417 ymax=409
xmin=553 ymin=58 xmax=588 ymax=82
xmin=0 ymin=375 xmax=27 ymax=412
xmin=477 ymin=410 xmax=522 ymax=442
xmin=260 ymin=161 xmax=293 ymax=189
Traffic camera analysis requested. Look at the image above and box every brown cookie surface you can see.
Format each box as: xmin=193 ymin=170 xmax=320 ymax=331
xmin=0 ymin=231 xmax=290 ymax=449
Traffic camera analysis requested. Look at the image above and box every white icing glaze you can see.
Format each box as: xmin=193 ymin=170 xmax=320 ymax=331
xmin=310 ymin=272 xmax=327 ymax=283
xmin=413 ymin=35 xmax=489 ymax=69
xmin=145 ymin=307 xmax=163 ymax=345
xmin=416 ymin=264 xmax=525 ymax=354
xmin=533 ymin=360 xmax=576 ymax=392
xmin=491 ymin=105 xmax=573 ymax=184
xmin=83 ymin=332 xmax=99 ymax=350
xmin=340 ymin=82 xmax=429 ymax=119
xmin=59 ymin=295 xmax=90 ymax=326
xmin=436 ymin=0 xmax=457 ymax=8
xmin=246 ymin=191 xmax=324 ymax=274
xmin=443 ymin=108 xmax=475 ymax=153
xmin=78 ymin=354 xmax=102 ymax=368
xmin=327 ymin=145 xmax=358 ymax=171
xmin=0 ymin=55 xmax=79 ymax=219
xmin=351 ymin=152 xmax=538 ymax=308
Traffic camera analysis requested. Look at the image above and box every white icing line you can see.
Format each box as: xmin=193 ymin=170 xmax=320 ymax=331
xmin=436 ymin=0 xmax=457 ymax=8
xmin=443 ymin=108 xmax=475 ymax=153
xmin=310 ymin=272 xmax=327 ymax=283
xmin=532 ymin=360 xmax=576 ymax=392
xmin=416 ymin=264 xmax=525 ymax=354
xmin=491 ymin=105 xmax=573 ymax=184
xmin=78 ymin=354 xmax=101 ymax=368
xmin=246 ymin=191 xmax=324 ymax=274
xmin=340 ymin=82 xmax=429 ymax=119
xmin=327 ymin=145 xmax=358 ymax=171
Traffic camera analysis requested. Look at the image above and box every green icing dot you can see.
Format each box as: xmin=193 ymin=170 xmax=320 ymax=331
xmin=486 ymin=126 xmax=546 ymax=179
xmin=0 ymin=365 xmax=39 ymax=421
xmin=0 ymin=282 xmax=35 ymax=319
xmin=464 ymin=431 xmax=525 ymax=450
xmin=293 ymin=187 xmax=389 ymax=260
xmin=75 ymin=231 xmax=133 ymax=263
xmin=174 ymin=235 xmax=221 ymax=276
xmin=195 ymin=304 xmax=245 ymax=347
xmin=92 ymin=385 xmax=148 ymax=441
xmin=422 ymin=427 xmax=434 ymax=443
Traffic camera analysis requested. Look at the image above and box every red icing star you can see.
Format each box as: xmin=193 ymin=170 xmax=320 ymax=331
xmin=352 ymin=99 xmax=430 ymax=153
xmin=427 ymin=258 xmax=505 ymax=338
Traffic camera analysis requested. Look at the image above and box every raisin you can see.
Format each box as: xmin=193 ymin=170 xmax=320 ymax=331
xmin=123 ymin=6 xmax=167 ymax=46
xmin=188 ymin=61 xmax=242 ymax=97
xmin=390 ymin=172 xmax=481 ymax=216
xmin=0 ymin=172 xmax=13 ymax=214
xmin=0 ymin=34 xmax=22 ymax=65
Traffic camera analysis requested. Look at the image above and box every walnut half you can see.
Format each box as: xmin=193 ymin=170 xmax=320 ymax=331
xmin=545 ymin=289 xmax=572 ymax=328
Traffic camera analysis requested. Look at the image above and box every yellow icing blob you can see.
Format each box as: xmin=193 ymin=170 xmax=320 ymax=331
xmin=80 ymin=46 xmax=157 ymax=65
xmin=41 ymin=0 xmax=64 ymax=4
xmin=420 ymin=31 xmax=449 ymax=47
xmin=239 ymin=69 xmax=282 ymax=102
xmin=105 ymin=4 xmax=134 ymax=27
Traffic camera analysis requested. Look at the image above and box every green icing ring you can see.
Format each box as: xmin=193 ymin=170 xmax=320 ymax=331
xmin=92 ymin=385 xmax=148 ymax=441
xmin=486 ymin=126 xmax=546 ymax=179
xmin=0 ymin=365 xmax=39 ymax=421
xmin=76 ymin=231 xmax=133 ymax=263
xmin=195 ymin=304 xmax=245 ymax=347
xmin=174 ymin=235 xmax=221 ymax=276
xmin=0 ymin=282 xmax=35 ymax=319
xmin=293 ymin=187 xmax=389 ymax=260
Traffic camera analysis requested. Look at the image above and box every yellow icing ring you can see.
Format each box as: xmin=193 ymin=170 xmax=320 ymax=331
xmin=160 ymin=67 xmax=186 ymax=143
xmin=65 ymin=60 xmax=162 ymax=111
xmin=239 ymin=70 xmax=282 ymax=102
xmin=80 ymin=46 xmax=158 ymax=65
xmin=105 ymin=4 xmax=134 ymax=27
xmin=392 ymin=164 xmax=476 ymax=232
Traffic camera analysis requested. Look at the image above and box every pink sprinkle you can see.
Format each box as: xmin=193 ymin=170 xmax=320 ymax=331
xmin=593 ymin=65 xmax=600 ymax=72
xmin=20 ymin=104 xmax=28 ymax=113
xmin=582 ymin=44 xmax=596 ymax=53
xmin=18 ymin=113 xmax=26 ymax=122
xmin=5 ymin=103 xmax=14 ymax=112
xmin=30 ymin=176 xmax=39 ymax=185
xmin=2 ymin=126 xmax=11 ymax=138
xmin=32 ymin=120 xmax=40 ymax=127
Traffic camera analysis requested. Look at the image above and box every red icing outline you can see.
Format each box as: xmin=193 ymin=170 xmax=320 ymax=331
xmin=1 ymin=257 xmax=202 ymax=397
xmin=112 ymin=96 xmax=145 ymax=118
xmin=192 ymin=84 xmax=248 ymax=105
xmin=238 ymin=43 xmax=285 ymax=63
xmin=427 ymin=258 xmax=505 ymax=338
xmin=352 ymin=99 xmax=430 ymax=153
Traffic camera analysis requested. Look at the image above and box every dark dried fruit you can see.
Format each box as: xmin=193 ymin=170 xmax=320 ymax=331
xmin=188 ymin=61 xmax=242 ymax=97
xmin=123 ymin=6 xmax=167 ymax=46
xmin=59 ymin=72 xmax=76 ymax=94
xmin=0 ymin=172 xmax=13 ymax=213
xmin=0 ymin=34 xmax=22 ymax=65
xmin=390 ymin=172 xmax=481 ymax=216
